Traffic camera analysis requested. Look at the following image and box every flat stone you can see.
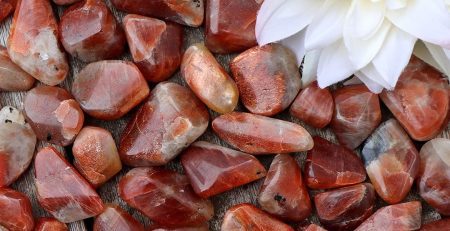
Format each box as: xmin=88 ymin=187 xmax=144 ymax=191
xmin=0 ymin=45 xmax=34 ymax=91
xmin=149 ymin=224 xmax=209 ymax=231
xmin=34 ymin=218 xmax=68 ymax=231
xmin=420 ymin=219 xmax=450 ymax=231
xmin=0 ymin=0 xmax=15 ymax=22
xmin=0 ymin=188 xmax=34 ymax=231
xmin=53 ymin=0 xmax=80 ymax=5
xmin=93 ymin=204 xmax=145 ymax=231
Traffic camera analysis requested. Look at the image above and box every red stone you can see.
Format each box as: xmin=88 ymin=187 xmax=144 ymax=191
xmin=258 ymin=154 xmax=311 ymax=221
xmin=181 ymin=141 xmax=266 ymax=198
xmin=230 ymin=44 xmax=301 ymax=116
xmin=118 ymin=167 xmax=214 ymax=227
xmin=420 ymin=219 xmax=450 ymax=231
xmin=0 ymin=0 xmax=16 ymax=22
xmin=301 ymin=224 xmax=327 ymax=231
xmin=380 ymin=57 xmax=450 ymax=141
xmin=0 ymin=46 xmax=34 ymax=91
xmin=331 ymin=84 xmax=381 ymax=149
xmin=362 ymin=119 xmax=420 ymax=204
xmin=149 ymin=224 xmax=209 ymax=231
xmin=304 ymin=136 xmax=366 ymax=189
xmin=93 ymin=204 xmax=145 ymax=231
xmin=119 ymin=82 xmax=209 ymax=166
xmin=24 ymin=86 xmax=84 ymax=146
xmin=53 ymin=0 xmax=80 ymax=5
xmin=34 ymin=147 xmax=104 ymax=223
xmin=71 ymin=60 xmax=149 ymax=120
xmin=0 ymin=188 xmax=34 ymax=231
xmin=34 ymin=218 xmax=68 ymax=231
xmin=123 ymin=14 xmax=183 ymax=83
xmin=212 ymin=112 xmax=313 ymax=154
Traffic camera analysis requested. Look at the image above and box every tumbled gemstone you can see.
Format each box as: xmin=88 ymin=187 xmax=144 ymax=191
xmin=0 ymin=45 xmax=34 ymax=91
xmin=221 ymin=204 xmax=294 ymax=231
xmin=72 ymin=126 xmax=122 ymax=188
xmin=53 ymin=0 xmax=80 ymax=5
xmin=34 ymin=218 xmax=68 ymax=231
xmin=420 ymin=219 xmax=450 ymax=231
xmin=111 ymin=0 xmax=204 ymax=27
xmin=354 ymin=201 xmax=421 ymax=231
xmin=304 ymin=136 xmax=366 ymax=189
xmin=230 ymin=44 xmax=301 ymax=116
xmin=212 ymin=112 xmax=313 ymax=154
xmin=59 ymin=0 xmax=126 ymax=62
xmin=181 ymin=43 xmax=239 ymax=114
xmin=149 ymin=224 xmax=209 ymax=231
xmin=362 ymin=119 xmax=420 ymax=204
xmin=119 ymin=82 xmax=209 ymax=166
xmin=7 ymin=0 xmax=68 ymax=86
xmin=417 ymin=138 xmax=450 ymax=215
xmin=181 ymin=141 xmax=266 ymax=198
xmin=123 ymin=14 xmax=183 ymax=83
xmin=0 ymin=0 xmax=15 ymax=22
xmin=72 ymin=60 xmax=149 ymax=120
xmin=93 ymin=204 xmax=145 ymax=231
xmin=331 ymin=84 xmax=381 ymax=149
xmin=0 ymin=188 xmax=34 ymax=231
xmin=301 ymin=224 xmax=327 ymax=231
xmin=118 ymin=167 xmax=214 ymax=227
xmin=258 ymin=154 xmax=311 ymax=221
xmin=380 ymin=57 xmax=450 ymax=141
xmin=34 ymin=147 xmax=104 ymax=223
xmin=24 ymin=86 xmax=84 ymax=146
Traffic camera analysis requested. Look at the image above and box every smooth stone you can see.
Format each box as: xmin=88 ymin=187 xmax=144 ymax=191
xmin=72 ymin=60 xmax=149 ymax=120
xmin=118 ymin=167 xmax=214 ymax=227
xmin=181 ymin=43 xmax=239 ymax=114
xmin=53 ymin=0 xmax=80 ymax=5
xmin=119 ymin=82 xmax=209 ymax=166
xmin=7 ymin=0 xmax=68 ymax=86
xmin=34 ymin=147 xmax=104 ymax=223
xmin=230 ymin=44 xmax=301 ymax=116
xmin=123 ymin=14 xmax=183 ymax=83
xmin=181 ymin=141 xmax=266 ymax=198
xmin=34 ymin=218 xmax=68 ymax=231
xmin=212 ymin=112 xmax=313 ymax=154
xmin=93 ymin=204 xmax=145 ymax=231
xmin=0 ymin=188 xmax=34 ymax=231
xmin=0 ymin=0 xmax=15 ymax=22
xmin=302 ymin=224 xmax=327 ymax=231
xmin=420 ymin=219 xmax=450 ymax=231
xmin=0 ymin=45 xmax=34 ymax=91
xmin=362 ymin=119 xmax=420 ymax=204
xmin=149 ymin=224 xmax=209 ymax=231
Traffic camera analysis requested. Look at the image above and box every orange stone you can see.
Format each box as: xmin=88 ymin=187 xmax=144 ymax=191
xmin=0 ymin=0 xmax=16 ymax=22
xmin=0 ymin=45 xmax=34 ymax=92
xmin=93 ymin=204 xmax=145 ymax=231
xmin=0 ymin=188 xmax=34 ymax=231
xmin=34 ymin=218 xmax=68 ymax=231
xmin=301 ymin=224 xmax=327 ymax=231
xmin=420 ymin=219 xmax=450 ymax=231
xmin=53 ymin=0 xmax=80 ymax=5
xmin=149 ymin=224 xmax=209 ymax=231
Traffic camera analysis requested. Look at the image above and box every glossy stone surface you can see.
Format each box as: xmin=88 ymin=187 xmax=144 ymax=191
xmin=420 ymin=219 xmax=450 ymax=231
xmin=72 ymin=60 xmax=149 ymax=120
xmin=24 ymin=86 xmax=84 ymax=146
xmin=0 ymin=45 xmax=34 ymax=91
xmin=53 ymin=0 xmax=80 ymax=5
xmin=149 ymin=224 xmax=209 ymax=231
xmin=0 ymin=188 xmax=34 ymax=231
xmin=72 ymin=126 xmax=122 ymax=188
xmin=381 ymin=57 xmax=450 ymax=141
xmin=59 ymin=0 xmax=126 ymax=62
xmin=301 ymin=224 xmax=327 ymax=231
xmin=417 ymin=138 xmax=450 ymax=215
xmin=118 ymin=167 xmax=214 ymax=227
xmin=221 ymin=204 xmax=294 ymax=231
xmin=0 ymin=0 xmax=16 ymax=22
xmin=7 ymin=0 xmax=68 ymax=86
xmin=362 ymin=119 xmax=420 ymax=204
xmin=258 ymin=154 xmax=311 ymax=221
xmin=230 ymin=44 xmax=301 ymax=116
xmin=119 ymin=82 xmax=209 ymax=166
xmin=212 ymin=112 xmax=313 ymax=154
xmin=304 ymin=136 xmax=366 ymax=189
xmin=93 ymin=204 xmax=145 ymax=231
xmin=34 ymin=147 xmax=104 ymax=223
xmin=181 ymin=43 xmax=239 ymax=114
xmin=354 ymin=201 xmax=421 ymax=231
xmin=331 ymin=84 xmax=381 ymax=149
xmin=34 ymin=218 xmax=68 ymax=231
xmin=181 ymin=141 xmax=266 ymax=198
xmin=124 ymin=14 xmax=183 ymax=83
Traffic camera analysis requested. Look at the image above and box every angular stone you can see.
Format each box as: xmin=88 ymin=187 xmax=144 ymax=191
xmin=7 ymin=0 xmax=68 ymax=86
xmin=53 ymin=0 xmax=80 ymax=5
xmin=34 ymin=218 xmax=68 ymax=231
xmin=111 ymin=0 xmax=204 ymax=27
xmin=381 ymin=57 xmax=450 ymax=141
xmin=24 ymin=86 xmax=84 ymax=146
xmin=119 ymin=82 xmax=209 ymax=166
xmin=0 ymin=188 xmax=34 ymax=231
xmin=118 ymin=167 xmax=214 ymax=227
xmin=420 ymin=219 xmax=450 ymax=231
xmin=258 ymin=154 xmax=311 ymax=221
xmin=72 ymin=60 xmax=149 ymax=120
xmin=0 ymin=0 xmax=16 ymax=22
xmin=230 ymin=44 xmax=301 ymax=116
xmin=354 ymin=201 xmax=421 ymax=231
xmin=72 ymin=126 xmax=122 ymax=188
xmin=149 ymin=224 xmax=209 ymax=231
xmin=34 ymin=147 xmax=104 ymax=223
xmin=93 ymin=204 xmax=145 ymax=231
xmin=0 ymin=45 xmax=34 ymax=91
xmin=304 ymin=137 xmax=366 ymax=189
xmin=212 ymin=112 xmax=313 ymax=154
xmin=181 ymin=43 xmax=239 ymax=114
xmin=59 ymin=0 xmax=126 ymax=63
xmin=221 ymin=204 xmax=294 ymax=231
xmin=418 ymin=138 xmax=450 ymax=215
xmin=124 ymin=14 xmax=183 ymax=83
xmin=331 ymin=84 xmax=381 ymax=149
xmin=181 ymin=141 xmax=266 ymax=198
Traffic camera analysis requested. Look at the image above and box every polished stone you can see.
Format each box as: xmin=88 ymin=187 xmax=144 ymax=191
xmin=34 ymin=218 xmax=68 ymax=231
xmin=53 ymin=0 xmax=80 ymax=5
xmin=93 ymin=204 xmax=145 ymax=231
xmin=0 ymin=188 xmax=34 ymax=231
xmin=420 ymin=219 xmax=450 ymax=231
xmin=0 ymin=45 xmax=34 ymax=91
xmin=301 ymin=224 xmax=327 ymax=231
xmin=0 ymin=0 xmax=16 ymax=22
xmin=149 ymin=224 xmax=209 ymax=231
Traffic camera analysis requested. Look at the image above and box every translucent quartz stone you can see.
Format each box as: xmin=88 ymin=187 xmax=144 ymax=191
xmin=93 ymin=204 xmax=145 ymax=231
xmin=0 ymin=46 xmax=34 ymax=91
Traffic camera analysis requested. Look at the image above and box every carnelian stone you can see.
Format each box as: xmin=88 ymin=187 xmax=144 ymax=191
xmin=420 ymin=219 xmax=450 ymax=231
xmin=34 ymin=218 xmax=68 ymax=231
xmin=0 ymin=0 xmax=16 ymax=22
xmin=53 ymin=0 xmax=80 ymax=5
xmin=0 ymin=45 xmax=34 ymax=91
xmin=149 ymin=224 xmax=209 ymax=231
xmin=301 ymin=224 xmax=327 ymax=231
xmin=0 ymin=188 xmax=34 ymax=231
xmin=93 ymin=204 xmax=145 ymax=231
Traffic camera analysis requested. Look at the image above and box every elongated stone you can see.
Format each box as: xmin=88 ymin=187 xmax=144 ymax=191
xmin=34 ymin=218 xmax=68 ymax=231
xmin=212 ymin=112 xmax=313 ymax=154
xmin=149 ymin=224 xmax=209 ymax=231
xmin=181 ymin=141 xmax=266 ymax=198
xmin=118 ymin=167 xmax=214 ymax=227
xmin=53 ymin=0 xmax=80 ymax=5
xmin=93 ymin=204 xmax=145 ymax=231
xmin=420 ymin=219 xmax=450 ymax=231
xmin=0 ymin=45 xmax=34 ymax=91
xmin=0 ymin=0 xmax=16 ymax=22
xmin=181 ymin=43 xmax=239 ymax=114
xmin=7 ymin=0 xmax=68 ymax=86
xmin=0 ymin=188 xmax=34 ymax=231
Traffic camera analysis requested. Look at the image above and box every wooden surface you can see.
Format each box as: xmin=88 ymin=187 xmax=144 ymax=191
xmin=0 ymin=1 xmax=446 ymax=230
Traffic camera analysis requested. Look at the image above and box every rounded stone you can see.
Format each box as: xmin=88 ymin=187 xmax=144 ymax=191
xmin=0 ymin=46 xmax=35 ymax=91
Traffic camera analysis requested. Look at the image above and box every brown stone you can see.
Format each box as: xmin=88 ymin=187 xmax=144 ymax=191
xmin=0 ymin=188 xmax=34 ymax=231
xmin=53 ymin=0 xmax=80 ymax=5
xmin=149 ymin=224 xmax=209 ymax=231
xmin=0 ymin=0 xmax=16 ymax=22
xmin=93 ymin=204 xmax=145 ymax=231
xmin=34 ymin=218 xmax=68 ymax=231
xmin=302 ymin=224 xmax=327 ymax=231
xmin=420 ymin=219 xmax=450 ymax=231
xmin=0 ymin=45 xmax=34 ymax=91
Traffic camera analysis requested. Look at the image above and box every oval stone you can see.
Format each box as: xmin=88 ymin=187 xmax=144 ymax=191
xmin=93 ymin=204 xmax=145 ymax=231
xmin=34 ymin=218 xmax=68 ymax=231
xmin=0 ymin=188 xmax=34 ymax=231
xmin=0 ymin=46 xmax=34 ymax=91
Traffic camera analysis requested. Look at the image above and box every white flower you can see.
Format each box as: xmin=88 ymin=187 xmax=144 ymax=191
xmin=256 ymin=0 xmax=450 ymax=93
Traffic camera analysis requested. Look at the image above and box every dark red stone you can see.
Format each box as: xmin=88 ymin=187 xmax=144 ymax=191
xmin=34 ymin=218 xmax=68 ymax=231
xmin=0 ymin=46 xmax=35 ymax=91
xmin=53 ymin=0 xmax=80 ymax=5
xmin=93 ymin=204 xmax=145 ymax=231
xmin=149 ymin=224 xmax=209 ymax=231
xmin=0 ymin=188 xmax=34 ymax=231
xmin=420 ymin=219 xmax=450 ymax=231
xmin=0 ymin=0 xmax=16 ymax=22
xmin=302 ymin=224 xmax=327 ymax=231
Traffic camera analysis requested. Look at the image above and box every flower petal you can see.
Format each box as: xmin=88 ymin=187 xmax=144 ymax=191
xmin=359 ymin=64 xmax=393 ymax=90
xmin=386 ymin=0 xmax=408 ymax=10
xmin=345 ymin=0 xmax=385 ymax=39
xmin=280 ymin=30 xmax=306 ymax=66
xmin=301 ymin=50 xmax=321 ymax=88
xmin=355 ymin=71 xmax=385 ymax=93
xmin=413 ymin=41 xmax=443 ymax=70
xmin=423 ymin=42 xmax=450 ymax=77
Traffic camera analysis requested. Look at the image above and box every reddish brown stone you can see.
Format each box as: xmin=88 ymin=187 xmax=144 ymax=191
xmin=118 ymin=167 xmax=214 ymax=227
xmin=0 ymin=45 xmax=34 ymax=92
xmin=34 ymin=218 xmax=68 ymax=231
xmin=53 ymin=0 xmax=80 ymax=5
xmin=0 ymin=188 xmax=34 ymax=231
xmin=93 ymin=204 xmax=145 ymax=231
xmin=181 ymin=141 xmax=266 ymax=198
xmin=420 ymin=219 xmax=450 ymax=231
xmin=0 ymin=0 xmax=16 ymax=22
xmin=149 ymin=224 xmax=209 ymax=231
xmin=124 ymin=14 xmax=183 ymax=83
xmin=302 ymin=224 xmax=327 ymax=231
xmin=212 ymin=112 xmax=313 ymax=154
